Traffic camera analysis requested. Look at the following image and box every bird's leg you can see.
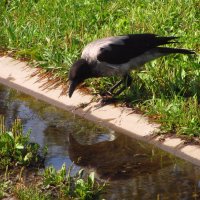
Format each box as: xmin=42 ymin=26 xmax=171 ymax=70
xmin=100 ymin=74 xmax=132 ymax=104
xmin=108 ymin=79 xmax=123 ymax=94
xmin=112 ymin=74 xmax=132 ymax=97
xmin=100 ymin=78 xmax=123 ymax=97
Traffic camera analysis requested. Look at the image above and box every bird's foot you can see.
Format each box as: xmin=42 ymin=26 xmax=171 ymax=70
xmin=100 ymin=96 xmax=119 ymax=105
xmin=99 ymin=90 xmax=113 ymax=98
xmin=99 ymin=89 xmax=123 ymax=105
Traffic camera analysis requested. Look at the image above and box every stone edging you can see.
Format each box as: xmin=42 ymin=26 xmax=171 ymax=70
xmin=0 ymin=56 xmax=200 ymax=166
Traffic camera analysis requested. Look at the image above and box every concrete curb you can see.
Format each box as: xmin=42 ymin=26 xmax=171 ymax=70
xmin=0 ymin=56 xmax=200 ymax=166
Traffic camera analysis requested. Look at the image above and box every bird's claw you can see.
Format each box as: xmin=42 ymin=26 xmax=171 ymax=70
xmin=99 ymin=91 xmax=113 ymax=98
xmin=100 ymin=96 xmax=118 ymax=105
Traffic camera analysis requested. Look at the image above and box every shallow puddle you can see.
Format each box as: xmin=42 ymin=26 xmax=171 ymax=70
xmin=0 ymin=83 xmax=200 ymax=199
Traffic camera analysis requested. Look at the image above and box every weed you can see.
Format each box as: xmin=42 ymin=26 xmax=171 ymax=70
xmin=12 ymin=164 xmax=106 ymax=200
xmin=0 ymin=115 xmax=47 ymax=169
xmin=74 ymin=170 xmax=105 ymax=200
xmin=0 ymin=116 xmax=106 ymax=199
xmin=43 ymin=164 xmax=106 ymax=199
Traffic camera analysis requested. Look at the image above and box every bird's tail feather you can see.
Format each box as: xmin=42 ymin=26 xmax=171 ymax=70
xmin=157 ymin=47 xmax=195 ymax=55
xmin=156 ymin=36 xmax=179 ymax=46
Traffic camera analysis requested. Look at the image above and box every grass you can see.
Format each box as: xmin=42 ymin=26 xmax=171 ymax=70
xmin=0 ymin=0 xmax=199 ymax=136
xmin=14 ymin=186 xmax=51 ymax=200
xmin=0 ymin=180 xmax=11 ymax=199
xmin=142 ymin=95 xmax=200 ymax=136
xmin=0 ymin=116 xmax=106 ymax=199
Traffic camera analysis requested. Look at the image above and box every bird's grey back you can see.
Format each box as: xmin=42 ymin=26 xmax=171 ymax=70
xmin=81 ymin=36 xmax=127 ymax=63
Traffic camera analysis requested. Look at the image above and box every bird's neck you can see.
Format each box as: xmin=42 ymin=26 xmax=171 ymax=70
xmin=93 ymin=62 xmax=122 ymax=77
xmin=86 ymin=61 xmax=103 ymax=78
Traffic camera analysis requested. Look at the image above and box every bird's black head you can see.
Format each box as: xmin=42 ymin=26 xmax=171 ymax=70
xmin=68 ymin=59 xmax=93 ymax=97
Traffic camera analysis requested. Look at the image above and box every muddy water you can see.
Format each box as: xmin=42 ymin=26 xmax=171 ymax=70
xmin=0 ymin=83 xmax=200 ymax=199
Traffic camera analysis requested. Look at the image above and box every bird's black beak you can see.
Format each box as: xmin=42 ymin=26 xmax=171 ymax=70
xmin=69 ymin=80 xmax=79 ymax=98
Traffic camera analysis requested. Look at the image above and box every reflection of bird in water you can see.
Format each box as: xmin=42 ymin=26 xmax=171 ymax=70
xmin=68 ymin=34 xmax=194 ymax=99
xmin=68 ymin=133 xmax=171 ymax=180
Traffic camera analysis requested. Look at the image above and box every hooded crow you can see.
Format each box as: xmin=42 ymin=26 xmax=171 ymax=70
xmin=68 ymin=34 xmax=194 ymax=98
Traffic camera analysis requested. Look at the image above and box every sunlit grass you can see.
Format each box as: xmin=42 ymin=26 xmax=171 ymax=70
xmin=141 ymin=95 xmax=200 ymax=135
xmin=0 ymin=0 xmax=199 ymax=136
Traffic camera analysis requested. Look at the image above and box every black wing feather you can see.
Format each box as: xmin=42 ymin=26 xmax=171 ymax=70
xmin=97 ymin=34 xmax=178 ymax=64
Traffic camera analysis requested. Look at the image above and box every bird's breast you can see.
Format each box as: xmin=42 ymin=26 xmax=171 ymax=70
xmin=95 ymin=62 xmax=127 ymax=77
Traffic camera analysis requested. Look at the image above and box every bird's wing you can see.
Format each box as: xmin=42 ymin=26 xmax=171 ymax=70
xmin=81 ymin=36 xmax=126 ymax=62
xmin=96 ymin=34 xmax=178 ymax=65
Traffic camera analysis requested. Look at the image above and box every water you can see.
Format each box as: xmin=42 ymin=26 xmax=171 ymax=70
xmin=0 ymin=83 xmax=200 ymax=199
